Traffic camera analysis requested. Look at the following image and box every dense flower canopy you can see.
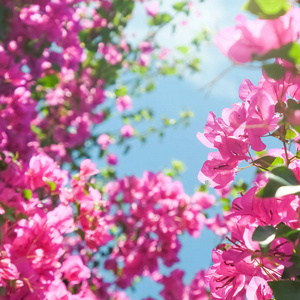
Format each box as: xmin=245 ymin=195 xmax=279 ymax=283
xmin=1 ymin=0 xmax=300 ymax=299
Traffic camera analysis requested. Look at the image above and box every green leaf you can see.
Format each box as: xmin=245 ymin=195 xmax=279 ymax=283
xmin=145 ymin=82 xmax=155 ymax=92
xmin=160 ymin=65 xmax=177 ymax=75
xmin=177 ymin=46 xmax=189 ymax=54
xmin=197 ymin=184 xmax=208 ymax=193
xmin=257 ymin=166 xmax=299 ymax=198
xmin=285 ymin=129 xmax=297 ymax=140
xmin=0 ymin=151 xmax=7 ymax=171
xmin=293 ymin=125 xmax=300 ymax=134
xmin=115 ymin=86 xmax=127 ymax=97
xmin=140 ymin=109 xmax=152 ymax=120
xmin=252 ymin=156 xmax=284 ymax=170
xmin=16 ymin=212 xmax=28 ymax=221
xmin=172 ymin=160 xmax=185 ymax=173
xmin=287 ymin=99 xmax=300 ymax=110
xmin=243 ymin=0 xmax=291 ymax=19
xmin=22 ymin=189 xmax=32 ymax=200
xmin=252 ymin=225 xmax=277 ymax=254
xmin=0 ymin=4 xmax=11 ymax=40
xmin=45 ymin=181 xmax=57 ymax=192
xmin=0 ymin=203 xmax=16 ymax=222
xmin=220 ymin=198 xmax=231 ymax=211
xmin=149 ymin=13 xmax=172 ymax=26
xmin=288 ymin=42 xmax=300 ymax=66
xmin=270 ymin=157 xmax=285 ymax=167
xmin=253 ymin=42 xmax=300 ymax=66
xmin=268 ymin=280 xmax=300 ymax=300
xmin=37 ymin=74 xmax=59 ymax=88
xmin=276 ymin=223 xmax=300 ymax=242
xmin=271 ymin=166 xmax=299 ymax=185
xmin=263 ymin=63 xmax=286 ymax=80
xmin=76 ymin=228 xmax=86 ymax=241
xmin=189 ymin=57 xmax=201 ymax=72
xmin=173 ymin=1 xmax=188 ymax=11
xmin=252 ymin=156 xmax=277 ymax=169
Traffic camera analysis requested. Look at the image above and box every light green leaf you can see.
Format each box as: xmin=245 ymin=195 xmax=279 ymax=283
xmin=243 ymin=0 xmax=291 ymax=19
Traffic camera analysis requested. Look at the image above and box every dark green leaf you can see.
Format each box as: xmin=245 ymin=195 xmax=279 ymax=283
xmin=76 ymin=228 xmax=85 ymax=241
xmin=253 ymin=42 xmax=300 ymax=65
xmin=252 ymin=156 xmax=276 ymax=169
xmin=268 ymin=280 xmax=300 ymax=300
xmin=276 ymin=223 xmax=300 ymax=242
xmin=252 ymin=225 xmax=277 ymax=254
xmin=263 ymin=63 xmax=286 ymax=80
xmin=17 ymin=212 xmax=28 ymax=220
xmin=257 ymin=166 xmax=299 ymax=198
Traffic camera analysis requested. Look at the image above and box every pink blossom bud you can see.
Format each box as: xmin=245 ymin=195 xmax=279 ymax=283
xmin=145 ymin=1 xmax=159 ymax=17
xmin=97 ymin=134 xmax=111 ymax=150
xmin=107 ymin=153 xmax=118 ymax=165
xmin=121 ymin=124 xmax=134 ymax=138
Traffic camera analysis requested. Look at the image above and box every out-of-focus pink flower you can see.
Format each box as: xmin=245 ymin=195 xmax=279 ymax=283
xmin=107 ymin=153 xmax=118 ymax=165
xmin=139 ymin=53 xmax=151 ymax=67
xmin=80 ymin=159 xmax=99 ymax=178
xmin=215 ymin=8 xmax=300 ymax=63
xmin=159 ymin=47 xmax=170 ymax=60
xmin=139 ymin=42 xmax=153 ymax=54
xmin=98 ymin=43 xmax=122 ymax=65
xmin=145 ymin=1 xmax=159 ymax=17
xmin=116 ymin=95 xmax=132 ymax=112
xmin=62 ymin=255 xmax=91 ymax=284
xmin=121 ymin=124 xmax=134 ymax=138
xmin=180 ymin=20 xmax=188 ymax=26
xmin=97 ymin=134 xmax=111 ymax=150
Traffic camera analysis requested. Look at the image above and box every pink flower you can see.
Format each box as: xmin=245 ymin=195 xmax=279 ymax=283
xmin=191 ymin=192 xmax=215 ymax=210
xmin=159 ymin=47 xmax=170 ymax=60
xmin=79 ymin=159 xmax=99 ymax=178
xmin=98 ymin=43 xmax=122 ymax=65
xmin=138 ymin=42 xmax=153 ymax=54
xmin=47 ymin=205 xmax=74 ymax=235
xmin=121 ymin=124 xmax=134 ymax=138
xmin=188 ymin=270 xmax=209 ymax=300
xmin=145 ymin=1 xmax=159 ymax=17
xmin=246 ymin=277 xmax=273 ymax=300
xmin=215 ymin=8 xmax=300 ymax=63
xmin=107 ymin=153 xmax=118 ymax=165
xmin=116 ymin=95 xmax=132 ymax=112
xmin=160 ymin=269 xmax=186 ymax=300
xmin=61 ymin=255 xmax=91 ymax=284
xmin=97 ymin=134 xmax=111 ymax=150
xmin=139 ymin=53 xmax=151 ymax=67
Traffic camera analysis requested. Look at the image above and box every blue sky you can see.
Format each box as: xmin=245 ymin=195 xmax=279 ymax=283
xmin=100 ymin=1 xmax=263 ymax=298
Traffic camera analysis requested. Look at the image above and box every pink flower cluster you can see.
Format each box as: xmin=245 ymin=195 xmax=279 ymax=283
xmin=215 ymin=7 xmax=300 ymax=63
xmin=198 ymin=75 xmax=280 ymax=188
xmin=0 ymin=152 xmax=211 ymax=298
xmin=201 ymin=5 xmax=300 ymax=300
xmin=104 ymin=172 xmax=213 ymax=288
